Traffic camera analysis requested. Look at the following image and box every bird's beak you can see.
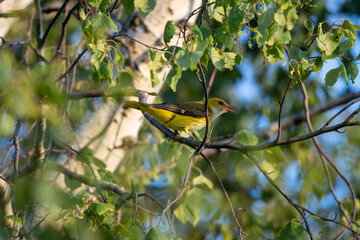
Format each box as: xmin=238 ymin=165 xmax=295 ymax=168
xmin=225 ymin=104 xmax=237 ymax=114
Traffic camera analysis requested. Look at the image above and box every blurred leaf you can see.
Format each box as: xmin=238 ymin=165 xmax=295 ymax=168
xmin=99 ymin=0 xmax=110 ymax=12
xmin=87 ymin=0 xmax=102 ymax=7
xmin=145 ymin=227 xmax=170 ymax=240
xmin=121 ymin=0 xmax=135 ymax=13
xmin=264 ymin=147 xmax=285 ymax=163
xmin=236 ymin=129 xmax=258 ymax=146
xmin=0 ymin=113 xmax=14 ymax=137
xmin=174 ymin=188 xmax=204 ymax=226
xmin=5 ymin=216 xmax=23 ymax=228
xmin=277 ymin=220 xmax=308 ymax=240
xmin=90 ymin=202 xmax=115 ymax=216
xmin=65 ymin=176 xmax=82 ymax=191
xmin=193 ymin=175 xmax=214 ymax=189
xmin=117 ymin=71 xmax=133 ymax=87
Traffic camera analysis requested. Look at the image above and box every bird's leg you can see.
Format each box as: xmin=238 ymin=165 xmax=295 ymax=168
xmin=187 ymin=132 xmax=196 ymax=140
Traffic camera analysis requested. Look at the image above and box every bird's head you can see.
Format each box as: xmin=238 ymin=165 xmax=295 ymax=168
xmin=208 ymin=98 xmax=237 ymax=120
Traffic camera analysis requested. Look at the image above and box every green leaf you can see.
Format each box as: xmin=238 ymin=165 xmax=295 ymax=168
xmin=121 ymin=0 xmax=135 ymax=13
xmin=228 ymin=6 xmax=245 ymax=34
xmin=267 ymin=24 xmax=291 ymax=45
xmin=99 ymin=0 xmax=110 ymax=13
xmin=188 ymin=39 xmax=209 ymax=69
xmin=342 ymin=63 xmax=348 ymax=85
xmin=87 ymin=0 xmax=102 ymax=7
xmin=215 ymin=27 xmax=233 ymax=49
xmin=166 ymin=62 xmax=181 ymax=92
xmin=223 ymin=51 xmax=239 ymax=70
xmin=284 ymin=7 xmax=298 ymax=30
xmin=277 ymin=220 xmax=308 ymax=240
xmin=210 ymin=47 xmax=225 ymax=70
xmin=312 ymin=57 xmax=323 ymax=72
xmin=257 ymin=8 xmax=275 ymax=46
xmin=175 ymin=47 xmax=191 ymax=70
xmin=192 ymin=175 xmax=214 ymax=189
xmin=164 ymin=21 xmax=176 ymax=46
xmin=317 ymin=23 xmax=339 ymax=56
xmin=99 ymin=59 xmax=112 ymax=81
xmin=236 ymin=129 xmax=258 ymax=146
xmin=304 ymin=19 xmax=314 ymax=37
xmin=79 ymin=8 xmax=86 ymax=20
xmin=150 ymin=69 xmax=160 ymax=87
xmin=294 ymin=58 xmax=311 ymax=82
xmin=192 ymin=25 xmax=203 ymax=40
xmin=325 ymin=66 xmax=342 ymax=87
xmin=5 ymin=216 xmax=23 ymax=228
xmin=348 ymin=61 xmax=358 ymax=83
xmin=90 ymin=202 xmax=115 ymax=216
xmin=150 ymin=50 xmax=164 ymax=69
xmin=89 ymin=12 xmax=118 ymax=39
xmin=145 ymin=227 xmax=169 ymax=240
xmin=135 ymin=0 xmax=156 ymax=17
xmin=263 ymin=43 xmax=285 ymax=65
xmin=342 ymin=20 xmax=356 ymax=41
xmin=114 ymin=43 xmax=125 ymax=68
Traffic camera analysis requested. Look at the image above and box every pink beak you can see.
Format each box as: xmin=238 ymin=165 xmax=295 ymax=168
xmin=225 ymin=104 xmax=237 ymax=114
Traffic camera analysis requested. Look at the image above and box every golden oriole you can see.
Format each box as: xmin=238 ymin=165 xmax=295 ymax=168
xmin=124 ymin=98 xmax=237 ymax=133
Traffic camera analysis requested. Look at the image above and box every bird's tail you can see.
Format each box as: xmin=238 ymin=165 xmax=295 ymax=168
xmin=124 ymin=101 xmax=145 ymax=110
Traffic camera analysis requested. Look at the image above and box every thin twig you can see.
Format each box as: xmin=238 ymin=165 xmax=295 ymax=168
xmin=40 ymin=0 xmax=69 ymax=49
xmin=275 ymin=79 xmax=292 ymax=143
xmin=243 ymin=152 xmax=313 ymax=239
xmin=200 ymin=152 xmax=245 ymax=239
xmin=323 ymin=98 xmax=360 ymax=128
xmin=56 ymin=48 xmax=87 ymax=81
xmin=299 ymin=81 xmax=359 ymax=239
xmin=56 ymin=2 xmax=79 ymax=53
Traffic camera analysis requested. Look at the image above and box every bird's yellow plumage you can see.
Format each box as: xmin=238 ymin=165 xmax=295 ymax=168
xmin=124 ymin=98 xmax=237 ymax=133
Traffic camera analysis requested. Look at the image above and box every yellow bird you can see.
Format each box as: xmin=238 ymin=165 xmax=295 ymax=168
xmin=124 ymin=98 xmax=237 ymax=134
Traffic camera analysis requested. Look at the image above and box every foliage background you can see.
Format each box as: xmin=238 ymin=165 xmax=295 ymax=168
xmin=0 ymin=0 xmax=360 ymax=239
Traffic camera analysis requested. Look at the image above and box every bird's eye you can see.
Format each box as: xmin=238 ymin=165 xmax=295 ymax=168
xmin=218 ymin=100 xmax=224 ymax=105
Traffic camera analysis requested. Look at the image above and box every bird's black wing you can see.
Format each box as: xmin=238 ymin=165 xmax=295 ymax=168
xmin=149 ymin=102 xmax=205 ymax=117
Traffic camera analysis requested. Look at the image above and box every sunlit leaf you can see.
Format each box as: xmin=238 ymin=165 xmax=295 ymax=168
xmin=164 ymin=21 xmax=176 ymax=46
xmin=135 ymin=0 xmax=156 ymax=17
